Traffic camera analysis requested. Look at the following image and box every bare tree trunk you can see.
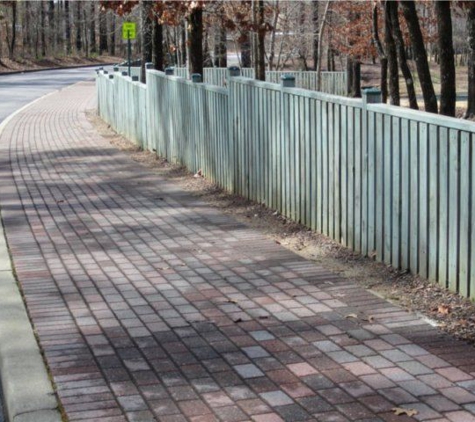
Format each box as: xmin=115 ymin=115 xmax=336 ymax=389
xmin=256 ymin=0 xmax=266 ymax=80
xmin=48 ymin=1 xmax=55 ymax=53
xmin=388 ymin=1 xmax=418 ymax=109
xmin=41 ymin=1 xmax=47 ymax=56
xmin=465 ymin=6 xmax=475 ymax=118
xmin=214 ymin=26 xmax=227 ymax=68
xmin=385 ymin=1 xmax=399 ymax=105
xmin=268 ymin=2 xmax=279 ymax=70
xmin=316 ymin=0 xmax=331 ymax=90
xmin=89 ymin=2 xmax=97 ymax=55
xmin=75 ymin=2 xmax=82 ymax=53
xmin=240 ymin=32 xmax=252 ymax=68
xmin=99 ymin=8 xmax=108 ymax=54
xmin=65 ymin=0 xmax=71 ymax=55
xmin=188 ymin=6 xmax=203 ymax=76
xmin=152 ymin=18 xmax=163 ymax=71
xmin=312 ymin=0 xmax=319 ymax=71
xmin=23 ymin=1 xmax=31 ymax=57
xmin=435 ymin=0 xmax=456 ymax=117
xmin=400 ymin=0 xmax=438 ymax=113
xmin=141 ymin=0 xmax=153 ymax=82
xmin=180 ymin=23 xmax=187 ymax=67
xmin=109 ymin=12 xmax=116 ymax=56
xmin=372 ymin=2 xmax=388 ymax=103
xmin=8 ymin=1 xmax=17 ymax=59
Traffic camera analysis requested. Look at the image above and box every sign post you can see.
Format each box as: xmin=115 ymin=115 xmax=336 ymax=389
xmin=122 ymin=22 xmax=137 ymax=77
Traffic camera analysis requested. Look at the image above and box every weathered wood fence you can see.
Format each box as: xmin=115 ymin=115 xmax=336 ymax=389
xmin=123 ymin=66 xmax=347 ymax=96
xmin=97 ymin=69 xmax=475 ymax=299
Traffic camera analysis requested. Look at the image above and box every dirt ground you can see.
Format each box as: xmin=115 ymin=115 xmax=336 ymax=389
xmin=88 ymin=110 xmax=475 ymax=349
xmin=0 ymin=55 xmax=122 ymax=74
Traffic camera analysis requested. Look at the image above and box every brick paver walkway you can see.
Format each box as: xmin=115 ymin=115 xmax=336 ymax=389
xmin=1 ymin=81 xmax=475 ymax=422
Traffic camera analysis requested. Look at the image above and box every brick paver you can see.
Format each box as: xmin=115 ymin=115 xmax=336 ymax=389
xmin=0 ymin=81 xmax=475 ymax=421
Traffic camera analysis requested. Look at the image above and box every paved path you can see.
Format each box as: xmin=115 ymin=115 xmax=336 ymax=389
xmin=1 ymin=81 xmax=475 ymax=422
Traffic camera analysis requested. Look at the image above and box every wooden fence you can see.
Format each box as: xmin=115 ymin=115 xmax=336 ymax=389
xmin=131 ymin=67 xmax=347 ymax=95
xmin=97 ymin=70 xmax=475 ymax=299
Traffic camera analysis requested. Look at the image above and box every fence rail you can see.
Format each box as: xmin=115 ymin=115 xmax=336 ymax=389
xmin=97 ymin=70 xmax=475 ymax=299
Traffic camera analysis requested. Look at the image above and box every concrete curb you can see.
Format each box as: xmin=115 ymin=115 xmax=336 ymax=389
xmin=0 ymin=62 xmax=116 ymax=77
xmin=0 ymin=96 xmax=62 ymax=422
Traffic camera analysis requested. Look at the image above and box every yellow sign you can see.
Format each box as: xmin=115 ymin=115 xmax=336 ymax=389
xmin=122 ymin=22 xmax=136 ymax=40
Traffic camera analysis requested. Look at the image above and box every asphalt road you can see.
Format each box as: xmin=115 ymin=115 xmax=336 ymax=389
xmin=0 ymin=65 xmax=104 ymax=422
xmin=0 ymin=66 xmax=105 ymax=123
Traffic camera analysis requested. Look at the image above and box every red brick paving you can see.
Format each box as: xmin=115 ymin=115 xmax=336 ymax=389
xmin=0 ymin=81 xmax=475 ymax=421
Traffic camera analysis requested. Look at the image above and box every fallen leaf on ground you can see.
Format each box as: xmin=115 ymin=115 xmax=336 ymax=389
xmin=194 ymin=169 xmax=203 ymax=178
xmin=438 ymin=304 xmax=451 ymax=315
xmin=392 ymin=407 xmax=418 ymax=417
xmin=345 ymin=313 xmax=359 ymax=320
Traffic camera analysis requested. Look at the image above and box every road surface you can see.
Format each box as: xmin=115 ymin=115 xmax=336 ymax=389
xmin=0 ymin=66 xmax=103 ymax=123
xmin=0 ymin=65 xmax=102 ymax=422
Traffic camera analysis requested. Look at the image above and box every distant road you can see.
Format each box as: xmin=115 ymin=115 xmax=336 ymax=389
xmin=0 ymin=66 xmax=107 ymax=123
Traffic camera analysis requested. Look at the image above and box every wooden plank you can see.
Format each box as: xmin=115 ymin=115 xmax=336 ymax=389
xmin=347 ymin=107 xmax=355 ymax=250
xmin=375 ymin=112 xmax=384 ymax=261
xmin=322 ymin=101 xmax=329 ymax=236
xmin=418 ymin=122 xmax=429 ymax=279
xmin=448 ymin=129 xmax=460 ymax=292
xmin=400 ymin=119 xmax=410 ymax=271
xmin=428 ymin=123 xmax=440 ymax=281
xmin=316 ymin=100 xmax=323 ymax=233
xmin=304 ymin=97 xmax=311 ymax=227
xmin=340 ymin=105 xmax=348 ymax=246
xmin=354 ymin=108 xmax=362 ymax=252
xmin=391 ymin=117 xmax=401 ymax=269
xmin=409 ymin=120 xmax=419 ymax=275
xmin=334 ymin=104 xmax=341 ymax=243
xmin=438 ymin=127 xmax=449 ymax=287
xmin=383 ymin=114 xmax=393 ymax=265
xmin=366 ymin=111 xmax=376 ymax=256
xmin=459 ymin=131 xmax=470 ymax=297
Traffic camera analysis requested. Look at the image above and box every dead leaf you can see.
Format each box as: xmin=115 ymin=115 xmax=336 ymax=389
xmin=258 ymin=315 xmax=269 ymax=320
xmin=438 ymin=304 xmax=451 ymax=315
xmin=233 ymin=317 xmax=243 ymax=323
xmin=158 ymin=266 xmax=170 ymax=270
xmin=345 ymin=313 xmax=359 ymax=320
xmin=193 ymin=169 xmax=203 ymax=178
xmin=275 ymin=240 xmax=281 ymax=245
xmin=56 ymin=200 xmax=65 ymax=204
xmin=369 ymin=250 xmax=377 ymax=259
xmin=392 ymin=407 xmax=418 ymax=417
xmin=227 ymin=299 xmax=238 ymax=304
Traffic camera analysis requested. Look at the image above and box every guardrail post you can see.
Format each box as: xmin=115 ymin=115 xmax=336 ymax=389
xmin=165 ymin=67 xmax=174 ymax=75
xmin=281 ymin=74 xmax=296 ymax=88
xmin=191 ymin=74 xmax=202 ymax=83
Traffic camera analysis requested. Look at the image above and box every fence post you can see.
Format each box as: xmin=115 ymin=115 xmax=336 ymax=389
xmin=362 ymin=88 xmax=382 ymax=105
xmin=281 ymin=74 xmax=296 ymax=88
xmin=191 ymin=74 xmax=202 ymax=83
xmin=165 ymin=67 xmax=174 ymax=76
xmin=145 ymin=62 xmax=154 ymax=70
xmin=113 ymin=66 xmax=119 ymax=72
xmin=121 ymin=71 xmax=128 ymax=77
xmin=227 ymin=66 xmax=241 ymax=78
xmin=132 ymin=76 xmax=139 ymax=82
